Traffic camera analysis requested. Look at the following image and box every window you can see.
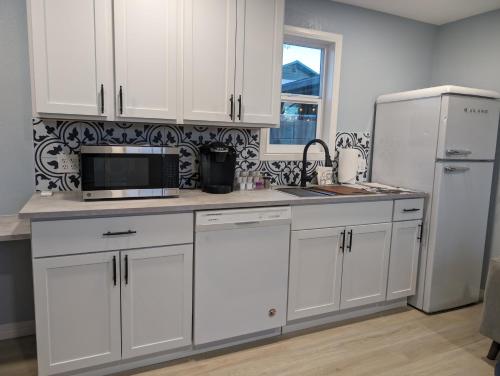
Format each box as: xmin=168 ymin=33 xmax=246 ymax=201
xmin=260 ymin=26 xmax=343 ymax=161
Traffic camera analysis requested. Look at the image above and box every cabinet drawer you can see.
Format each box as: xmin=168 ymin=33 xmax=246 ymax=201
xmin=393 ymin=199 xmax=424 ymax=221
xmin=32 ymin=213 xmax=193 ymax=258
xmin=292 ymin=201 xmax=393 ymax=230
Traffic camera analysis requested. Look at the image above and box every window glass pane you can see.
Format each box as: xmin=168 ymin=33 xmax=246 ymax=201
xmin=270 ymin=102 xmax=318 ymax=145
xmin=282 ymin=44 xmax=322 ymax=96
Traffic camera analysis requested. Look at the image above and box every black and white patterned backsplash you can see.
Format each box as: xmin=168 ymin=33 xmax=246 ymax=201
xmin=33 ymin=119 xmax=370 ymax=191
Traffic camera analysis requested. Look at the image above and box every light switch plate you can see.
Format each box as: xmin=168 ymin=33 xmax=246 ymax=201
xmin=57 ymin=154 xmax=79 ymax=173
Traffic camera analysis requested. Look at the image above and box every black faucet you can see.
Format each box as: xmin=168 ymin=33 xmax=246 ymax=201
xmin=300 ymin=139 xmax=333 ymax=187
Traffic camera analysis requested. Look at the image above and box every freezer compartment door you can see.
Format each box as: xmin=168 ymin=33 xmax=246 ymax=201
xmin=424 ymin=161 xmax=493 ymax=312
xmin=436 ymin=95 xmax=499 ymax=160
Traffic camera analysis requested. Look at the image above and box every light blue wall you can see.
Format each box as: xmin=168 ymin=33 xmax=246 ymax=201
xmin=431 ymin=10 xmax=500 ymax=283
xmin=285 ymin=0 xmax=438 ymax=132
xmin=0 ymin=0 xmax=34 ymax=214
xmin=0 ymin=0 xmax=34 ymax=326
xmin=432 ymin=10 xmax=500 ymax=91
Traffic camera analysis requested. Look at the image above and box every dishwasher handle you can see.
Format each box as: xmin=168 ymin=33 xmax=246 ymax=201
xmin=235 ymin=221 xmax=262 ymax=226
xmin=196 ymin=218 xmax=291 ymax=231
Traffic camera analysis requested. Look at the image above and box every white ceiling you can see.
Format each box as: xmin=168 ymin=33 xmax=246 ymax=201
xmin=332 ymin=0 xmax=500 ymax=25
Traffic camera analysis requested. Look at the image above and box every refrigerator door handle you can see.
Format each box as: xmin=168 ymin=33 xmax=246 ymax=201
xmin=444 ymin=166 xmax=470 ymax=173
xmin=446 ymin=149 xmax=471 ymax=156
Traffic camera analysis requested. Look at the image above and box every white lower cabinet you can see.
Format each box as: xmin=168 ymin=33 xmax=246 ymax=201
xmin=287 ymin=227 xmax=344 ymax=321
xmin=121 ymin=245 xmax=192 ymax=358
xmin=340 ymin=223 xmax=392 ymax=310
xmin=33 ymin=252 xmax=122 ymax=375
xmin=387 ymin=220 xmax=422 ymax=300
xmin=34 ymin=245 xmax=193 ymax=375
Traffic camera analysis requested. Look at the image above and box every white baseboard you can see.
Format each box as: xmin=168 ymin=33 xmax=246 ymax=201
xmin=282 ymin=299 xmax=408 ymax=334
xmin=0 ymin=320 xmax=35 ymax=340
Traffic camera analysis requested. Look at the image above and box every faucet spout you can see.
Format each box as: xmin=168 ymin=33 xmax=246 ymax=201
xmin=300 ymin=139 xmax=333 ymax=188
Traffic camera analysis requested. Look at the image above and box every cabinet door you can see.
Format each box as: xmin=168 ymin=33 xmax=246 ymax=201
xmin=114 ymin=0 xmax=177 ymax=120
xmin=29 ymin=0 xmax=113 ymax=117
xmin=288 ymin=227 xmax=344 ymax=321
xmin=340 ymin=223 xmax=392 ymax=310
xmin=234 ymin=0 xmax=284 ymax=125
xmin=121 ymin=245 xmax=193 ymax=358
xmin=387 ymin=220 xmax=421 ymax=300
xmin=33 ymin=252 xmax=121 ymax=375
xmin=183 ymin=0 xmax=237 ymax=122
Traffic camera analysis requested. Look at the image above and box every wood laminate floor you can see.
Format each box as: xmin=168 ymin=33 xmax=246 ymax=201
xmin=0 ymin=304 xmax=496 ymax=376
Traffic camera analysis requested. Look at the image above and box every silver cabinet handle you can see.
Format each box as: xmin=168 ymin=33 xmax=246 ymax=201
xmin=446 ymin=149 xmax=471 ymax=156
xmin=444 ymin=166 xmax=470 ymax=173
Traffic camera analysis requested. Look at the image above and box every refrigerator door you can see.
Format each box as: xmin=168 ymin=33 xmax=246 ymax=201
xmin=424 ymin=161 xmax=493 ymax=312
xmin=436 ymin=95 xmax=499 ymax=161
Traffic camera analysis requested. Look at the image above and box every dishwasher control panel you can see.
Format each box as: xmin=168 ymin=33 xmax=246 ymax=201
xmin=196 ymin=206 xmax=291 ymax=227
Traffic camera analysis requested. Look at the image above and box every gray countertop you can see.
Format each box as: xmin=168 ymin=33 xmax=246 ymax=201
xmin=19 ymin=186 xmax=426 ymax=221
xmin=0 ymin=215 xmax=31 ymax=241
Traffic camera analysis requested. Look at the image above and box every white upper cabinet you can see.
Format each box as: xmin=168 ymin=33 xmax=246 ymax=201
xmin=29 ymin=0 xmax=114 ymax=118
xmin=182 ymin=0 xmax=237 ymax=122
xmin=28 ymin=0 xmax=284 ymax=125
xmin=114 ymin=0 xmax=178 ymax=120
xmin=235 ymin=0 xmax=284 ymax=125
xmin=183 ymin=0 xmax=284 ymax=126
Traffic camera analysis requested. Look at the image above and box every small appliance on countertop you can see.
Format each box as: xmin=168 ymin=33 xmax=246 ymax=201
xmin=81 ymin=145 xmax=179 ymax=200
xmin=199 ymin=142 xmax=236 ymax=194
xmin=338 ymin=148 xmax=361 ymax=184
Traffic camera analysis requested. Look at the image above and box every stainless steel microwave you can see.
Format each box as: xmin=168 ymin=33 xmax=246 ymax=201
xmin=81 ymin=145 xmax=180 ymax=200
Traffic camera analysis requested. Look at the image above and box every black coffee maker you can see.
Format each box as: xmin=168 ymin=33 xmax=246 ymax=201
xmin=199 ymin=142 xmax=237 ymax=194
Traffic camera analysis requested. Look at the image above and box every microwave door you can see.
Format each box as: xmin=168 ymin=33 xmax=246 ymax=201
xmin=81 ymin=153 xmax=164 ymax=199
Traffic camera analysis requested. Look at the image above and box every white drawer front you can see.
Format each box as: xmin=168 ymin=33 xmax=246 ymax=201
xmin=292 ymin=201 xmax=393 ymax=230
xmin=393 ymin=199 xmax=424 ymax=221
xmin=32 ymin=213 xmax=193 ymax=257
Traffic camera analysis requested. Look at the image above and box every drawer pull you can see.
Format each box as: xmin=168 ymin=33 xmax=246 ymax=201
xmin=444 ymin=166 xmax=470 ymax=173
xmin=402 ymin=208 xmax=420 ymax=213
xmin=268 ymin=308 xmax=277 ymax=317
xmin=103 ymin=230 xmax=137 ymax=237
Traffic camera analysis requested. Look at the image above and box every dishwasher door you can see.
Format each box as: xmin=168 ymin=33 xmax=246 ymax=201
xmin=194 ymin=207 xmax=291 ymax=345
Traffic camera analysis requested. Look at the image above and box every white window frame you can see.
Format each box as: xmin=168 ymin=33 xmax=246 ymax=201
xmin=260 ymin=26 xmax=343 ymax=161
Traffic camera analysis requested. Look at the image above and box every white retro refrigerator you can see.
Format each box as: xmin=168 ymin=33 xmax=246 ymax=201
xmin=371 ymin=86 xmax=500 ymax=313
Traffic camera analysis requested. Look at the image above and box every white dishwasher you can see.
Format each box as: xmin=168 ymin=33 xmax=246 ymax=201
xmin=194 ymin=206 xmax=291 ymax=345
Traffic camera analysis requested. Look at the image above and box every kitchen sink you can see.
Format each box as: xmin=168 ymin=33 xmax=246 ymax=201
xmin=275 ymin=187 xmax=336 ymax=197
xmin=276 ymin=185 xmax=382 ymax=197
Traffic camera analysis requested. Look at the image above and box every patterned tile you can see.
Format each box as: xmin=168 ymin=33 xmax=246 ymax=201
xmin=32 ymin=118 xmax=371 ymax=191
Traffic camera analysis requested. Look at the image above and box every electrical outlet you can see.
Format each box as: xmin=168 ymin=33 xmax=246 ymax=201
xmin=57 ymin=154 xmax=79 ymax=173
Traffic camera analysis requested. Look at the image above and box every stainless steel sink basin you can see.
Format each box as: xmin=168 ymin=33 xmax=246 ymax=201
xmin=275 ymin=187 xmax=336 ymax=198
